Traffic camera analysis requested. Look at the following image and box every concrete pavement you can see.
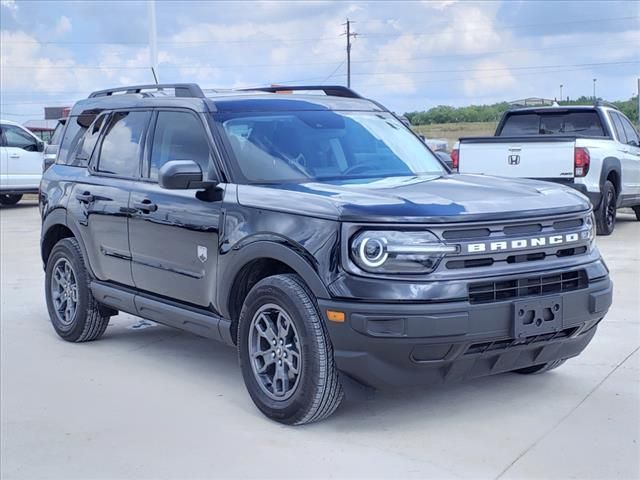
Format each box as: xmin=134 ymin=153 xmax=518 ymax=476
xmin=1 ymin=198 xmax=638 ymax=479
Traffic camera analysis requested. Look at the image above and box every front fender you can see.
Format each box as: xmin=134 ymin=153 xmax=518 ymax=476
xmin=217 ymin=239 xmax=331 ymax=319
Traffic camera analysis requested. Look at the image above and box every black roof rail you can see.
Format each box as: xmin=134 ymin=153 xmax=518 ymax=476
xmin=594 ymin=100 xmax=620 ymax=110
xmin=89 ymin=83 xmax=205 ymax=98
xmin=238 ymin=85 xmax=362 ymax=99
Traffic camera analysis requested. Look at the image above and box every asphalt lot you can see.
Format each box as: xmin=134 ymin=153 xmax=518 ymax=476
xmin=1 ymin=197 xmax=639 ymax=480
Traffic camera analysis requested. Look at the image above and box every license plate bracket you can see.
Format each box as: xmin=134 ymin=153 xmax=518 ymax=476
xmin=513 ymin=296 xmax=563 ymax=339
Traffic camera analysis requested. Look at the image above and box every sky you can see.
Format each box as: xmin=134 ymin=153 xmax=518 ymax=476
xmin=1 ymin=0 xmax=638 ymax=123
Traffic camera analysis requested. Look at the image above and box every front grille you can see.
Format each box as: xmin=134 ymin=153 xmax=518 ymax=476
xmin=468 ymin=269 xmax=588 ymax=304
xmin=464 ymin=327 xmax=578 ymax=355
xmin=439 ymin=213 xmax=590 ymax=271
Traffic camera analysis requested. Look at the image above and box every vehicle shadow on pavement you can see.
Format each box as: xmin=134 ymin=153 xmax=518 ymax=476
xmin=96 ymin=314 xmax=573 ymax=430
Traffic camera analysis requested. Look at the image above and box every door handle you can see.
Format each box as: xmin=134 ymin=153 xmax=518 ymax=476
xmin=133 ymin=199 xmax=158 ymax=213
xmin=75 ymin=191 xmax=94 ymax=203
xmin=9 ymin=153 xmax=20 ymax=158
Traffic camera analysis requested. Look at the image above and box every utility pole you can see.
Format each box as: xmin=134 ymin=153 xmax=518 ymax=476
xmin=148 ymin=0 xmax=159 ymax=84
xmin=637 ymin=78 xmax=639 ymax=124
xmin=342 ymin=19 xmax=357 ymax=88
xmin=559 ymin=84 xmax=563 ymax=102
xmin=593 ymin=78 xmax=597 ymax=101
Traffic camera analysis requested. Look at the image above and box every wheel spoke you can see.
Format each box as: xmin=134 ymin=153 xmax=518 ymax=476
xmin=255 ymin=313 xmax=278 ymax=344
xmin=284 ymin=350 xmax=300 ymax=375
xmin=252 ymin=350 xmax=276 ymax=374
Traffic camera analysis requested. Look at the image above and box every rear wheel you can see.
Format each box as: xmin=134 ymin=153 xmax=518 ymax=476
xmin=513 ymin=359 xmax=566 ymax=375
xmin=238 ymin=274 xmax=343 ymax=425
xmin=0 ymin=194 xmax=22 ymax=205
xmin=595 ymin=180 xmax=616 ymax=235
xmin=45 ymin=237 xmax=111 ymax=342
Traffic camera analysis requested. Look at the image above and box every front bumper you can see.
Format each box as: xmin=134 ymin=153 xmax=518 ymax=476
xmin=318 ymin=275 xmax=612 ymax=389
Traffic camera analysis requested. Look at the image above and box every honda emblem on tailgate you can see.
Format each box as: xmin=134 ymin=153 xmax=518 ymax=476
xmin=508 ymin=154 xmax=520 ymax=165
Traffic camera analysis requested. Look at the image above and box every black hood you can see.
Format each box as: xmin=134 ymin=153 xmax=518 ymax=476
xmin=237 ymin=174 xmax=591 ymax=223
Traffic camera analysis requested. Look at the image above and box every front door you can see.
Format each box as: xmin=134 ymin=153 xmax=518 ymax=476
xmin=128 ymin=110 xmax=223 ymax=309
xmin=1 ymin=124 xmax=42 ymax=189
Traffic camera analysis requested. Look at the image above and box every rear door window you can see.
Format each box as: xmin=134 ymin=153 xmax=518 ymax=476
xmin=57 ymin=117 xmax=86 ymax=165
xmin=97 ymin=111 xmax=150 ymax=177
xmin=73 ymin=114 xmax=109 ymax=167
xmin=618 ymin=114 xmax=639 ymax=146
xmin=609 ymin=112 xmax=628 ymax=144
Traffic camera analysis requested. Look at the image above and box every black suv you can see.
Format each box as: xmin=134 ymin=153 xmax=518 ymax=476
xmin=40 ymin=84 xmax=613 ymax=425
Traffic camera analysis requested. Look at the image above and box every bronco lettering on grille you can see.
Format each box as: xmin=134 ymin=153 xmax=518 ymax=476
xmin=466 ymin=233 xmax=580 ymax=254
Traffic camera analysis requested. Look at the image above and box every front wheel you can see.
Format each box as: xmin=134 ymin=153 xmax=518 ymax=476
xmin=0 ymin=194 xmax=22 ymax=205
xmin=238 ymin=274 xmax=343 ymax=425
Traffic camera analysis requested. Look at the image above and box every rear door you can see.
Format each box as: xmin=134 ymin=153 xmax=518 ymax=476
xmin=128 ymin=109 xmax=223 ymax=309
xmin=616 ymin=113 xmax=640 ymax=198
xmin=1 ymin=124 xmax=43 ymax=189
xmin=67 ymin=110 xmax=151 ymax=286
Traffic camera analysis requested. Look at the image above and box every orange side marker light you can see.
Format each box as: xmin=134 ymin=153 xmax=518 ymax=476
xmin=327 ymin=310 xmax=345 ymax=323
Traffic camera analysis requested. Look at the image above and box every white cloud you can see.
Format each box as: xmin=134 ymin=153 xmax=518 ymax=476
xmin=463 ymin=59 xmax=516 ymax=96
xmin=421 ymin=0 xmax=459 ymax=10
xmin=0 ymin=0 xmax=18 ymax=17
xmin=55 ymin=16 xmax=72 ymax=36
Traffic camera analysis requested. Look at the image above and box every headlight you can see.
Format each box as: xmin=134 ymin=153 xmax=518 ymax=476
xmin=583 ymin=212 xmax=597 ymax=250
xmin=350 ymin=230 xmax=458 ymax=274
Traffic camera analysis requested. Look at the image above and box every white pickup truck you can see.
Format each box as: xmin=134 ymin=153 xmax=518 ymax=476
xmin=0 ymin=119 xmax=45 ymax=205
xmin=453 ymin=104 xmax=640 ymax=234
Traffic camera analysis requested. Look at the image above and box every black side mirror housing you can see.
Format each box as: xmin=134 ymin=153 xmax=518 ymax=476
xmin=37 ymin=140 xmax=45 ymax=152
xmin=158 ymin=160 xmax=216 ymax=190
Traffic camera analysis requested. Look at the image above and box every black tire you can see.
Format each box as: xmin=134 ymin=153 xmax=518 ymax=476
xmin=595 ymin=180 xmax=616 ymax=235
xmin=238 ymin=274 xmax=343 ymax=425
xmin=0 ymin=194 xmax=22 ymax=205
xmin=633 ymin=206 xmax=640 ymax=221
xmin=513 ymin=359 xmax=566 ymax=375
xmin=45 ymin=237 xmax=111 ymax=342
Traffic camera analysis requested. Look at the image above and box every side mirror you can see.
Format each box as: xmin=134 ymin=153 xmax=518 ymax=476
xmin=158 ymin=160 xmax=216 ymax=190
xmin=37 ymin=140 xmax=45 ymax=152
xmin=418 ymin=134 xmax=426 ymax=141
xmin=628 ymin=140 xmax=639 ymax=148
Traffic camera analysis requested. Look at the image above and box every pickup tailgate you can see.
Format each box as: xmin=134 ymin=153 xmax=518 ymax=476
xmin=458 ymin=136 xmax=576 ymax=179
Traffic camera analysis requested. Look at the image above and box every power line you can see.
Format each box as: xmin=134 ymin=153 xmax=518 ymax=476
xmin=3 ymin=15 xmax=635 ymax=47
xmin=358 ymin=15 xmax=639 ymax=38
xmin=0 ymin=37 xmax=629 ymax=72
xmin=0 ymin=62 xmax=640 ymax=107
xmin=345 ymin=61 xmax=640 ymax=78
xmin=320 ymin=60 xmax=346 ymax=85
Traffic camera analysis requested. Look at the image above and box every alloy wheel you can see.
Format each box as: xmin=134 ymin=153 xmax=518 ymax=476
xmin=248 ymin=304 xmax=302 ymax=401
xmin=50 ymin=258 xmax=78 ymax=326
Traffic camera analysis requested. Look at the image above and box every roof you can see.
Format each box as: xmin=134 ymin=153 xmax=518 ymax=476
xmin=23 ymin=119 xmax=60 ymax=131
xmin=69 ymin=83 xmax=384 ymax=117
xmin=506 ymin=104 xmax=602 ymax=114
xmin=0 ymin=119 xmax=22 ymax=126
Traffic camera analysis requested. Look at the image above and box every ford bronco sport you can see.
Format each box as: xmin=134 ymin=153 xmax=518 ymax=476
xmin=40 ymin=84 xmax=613 ymax=425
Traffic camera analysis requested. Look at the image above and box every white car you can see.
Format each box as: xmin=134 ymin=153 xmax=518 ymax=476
xmin=453 ymin=104 xmax=640 ymax=235
xmin=0 ymin=119 xmax=45 ymax=205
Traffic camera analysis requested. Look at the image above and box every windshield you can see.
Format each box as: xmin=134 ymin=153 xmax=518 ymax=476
xmin=217 ymin=111 xmax=445 ymax=183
